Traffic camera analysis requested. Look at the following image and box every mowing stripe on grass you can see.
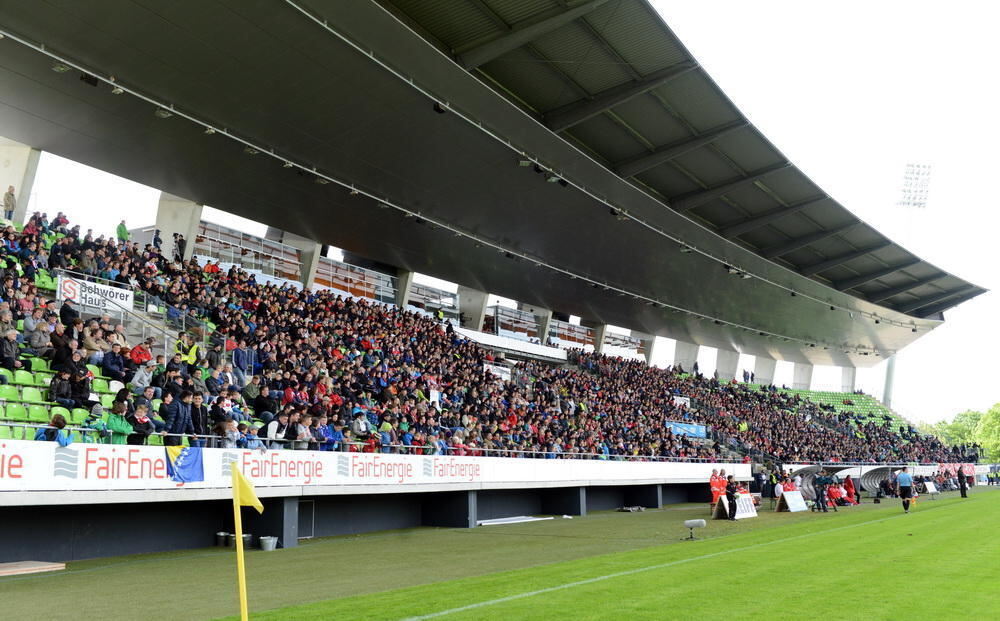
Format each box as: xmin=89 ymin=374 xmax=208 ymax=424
xmin=402 ymin=505 xmax=950 ymax=620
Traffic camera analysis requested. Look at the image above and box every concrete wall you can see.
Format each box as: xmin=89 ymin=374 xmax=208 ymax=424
xmin=155 ymin=192 xmax=203 ymax=261
xmin=0 ymin=138 xmax=40 ymax=223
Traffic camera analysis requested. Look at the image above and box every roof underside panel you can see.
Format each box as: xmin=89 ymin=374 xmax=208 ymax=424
xmin=373 ymin=0 xmax=983 ymax=318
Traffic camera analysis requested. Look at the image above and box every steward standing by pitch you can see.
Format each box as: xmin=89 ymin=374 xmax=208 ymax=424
xmin=896 ymin=467 xmax=914 ymax=513
xmin=814 ymin=469 xmax=836 ymax=513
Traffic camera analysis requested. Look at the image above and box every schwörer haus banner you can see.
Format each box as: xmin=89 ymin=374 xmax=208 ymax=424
xmin=57 ymin=274 xmax=134 ymax=313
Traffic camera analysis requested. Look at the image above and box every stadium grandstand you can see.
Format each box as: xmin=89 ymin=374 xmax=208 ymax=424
xmin=0 ymin=2 xmax=994 ymax=619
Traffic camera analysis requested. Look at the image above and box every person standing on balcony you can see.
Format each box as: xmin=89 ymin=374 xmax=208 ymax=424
xmin=3 ymin=185 xmax=15 ymax=221
xmin=116 ymin=220 xmax=129 ymax=243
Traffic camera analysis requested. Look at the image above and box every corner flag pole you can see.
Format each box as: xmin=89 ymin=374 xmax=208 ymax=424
xmin=231 ymin=461 xmax=250 ymax=621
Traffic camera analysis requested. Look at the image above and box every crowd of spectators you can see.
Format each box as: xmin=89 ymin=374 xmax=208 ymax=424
xmin=4 ymin=211 xmax=977 ymax=464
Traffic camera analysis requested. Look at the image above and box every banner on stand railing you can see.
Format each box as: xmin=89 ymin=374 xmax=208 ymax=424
xmin=57 ymin=274 xmax=133 ymax=313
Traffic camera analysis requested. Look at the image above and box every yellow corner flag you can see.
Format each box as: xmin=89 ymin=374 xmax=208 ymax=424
xmin=231 ymin=462 xmax=264 ymax=621
xmin=233 ymin=462 xmax=264 ymax=513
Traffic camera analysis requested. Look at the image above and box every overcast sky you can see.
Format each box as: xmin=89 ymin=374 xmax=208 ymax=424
xmin=19 ymin=1 xmax=996 ymax=423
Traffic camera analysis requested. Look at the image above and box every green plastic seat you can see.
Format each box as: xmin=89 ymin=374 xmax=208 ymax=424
xmin=13 ymin=369 xmax=34 ymax=385
xmin=100 ymin=394 xmax=114 ymax=408
xmin=92 ymin=378 xmax=110 ymax=393
xmin=5 ymin=403 xmax=27 ymax=421
xmin=28 ymin=405 xmax=49 ymax=423
xmin=15 ymin=319 xmax=23 ymax=332
xmin=50 ymin=406 xmax=71 ymax=423
xmin=0 ymin=367 xmax=12 ymax=383
xmin=70 ymin=408 xmax=90 ymax=424
xmin=30 ymin=358 xmax=50 ymax=372
xmin=35 ymin=372 xmax=53 ymax=386
xmin=0 ymin=425 xmax=11 ymax=440
xmin=21 ymin=386 xmax=49 ymax=404
xmin=0 ymin=384 xmax=18 ymax=401
xmin=151 ymin=398 xmax=162 ymax=413
xmin=86 ymin=364 xmax=103 ymax=377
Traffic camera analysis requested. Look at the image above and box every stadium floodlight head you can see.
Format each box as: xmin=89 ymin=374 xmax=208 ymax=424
xmin=683 ymin=519 xmax=706 ymax=540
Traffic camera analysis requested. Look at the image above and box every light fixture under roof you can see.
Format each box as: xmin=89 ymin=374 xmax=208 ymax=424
xmin=203 ymin=127 xmax=216 ymax=135
xmin=314 ymin=176 xmax=329 ymax=185
xmin=111 ymin=86 xmax=124 ymax=95
xmin=51 ymin=62 xmax=71 ymax=73
xmin=282 ymin=161 xmax=293 ymax=168
xmin=154 ymin=107 xmax=173 ymax=119
xmin=243 ymin=146 xmax=259 ymax=155
xmin=679 ymin=245 xmax=693 ymax=253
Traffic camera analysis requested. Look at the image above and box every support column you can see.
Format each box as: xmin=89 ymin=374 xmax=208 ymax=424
xmin=632 ymin=332 xmax=656 ymax=365
xmin=281 ymin=232 xmax=322 ymax=289
xmin=248 ymin=496 xmax=299 ymax=549
xmin=883 ymin=355 xmax=896 ymax=407
xmin=422 ymin=490 xmax=477 ymax=528
xmin=518 ymin=303 xmax=553 ymax=344
xmin=395 ymin=270 xmax=414 ymax=309
xmin=792 ymin=362 xmax=814 ymax=390
xmin=542 ymin=487 xmax=587 ymax=517
xmin=673 ymin=340 xmax=700 ymax=373
xmin=591 ymin=324 xmax=608 ymax=354
xmin=457 ymin=286 xmax=488 ymax=331
xmin=0 ymin=139 xmax=41 ymax=224
xmin=155 ymin=192 xmax=203 ymax=261
xmin=841 ymin=366 xmax=857 ymax=393
xmin=715 ymin=349 xmax=739 ymax=382
xmin=754 ymin=357 xmax=776 ymax=386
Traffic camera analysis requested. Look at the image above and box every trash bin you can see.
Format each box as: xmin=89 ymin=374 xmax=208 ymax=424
xmin=259 ymin=536 xmax=278 ymax=552
xmin=216 ymin=532 xmax=229 ymax=547
xmin=242 ymin=533 xmax=253 ymax=548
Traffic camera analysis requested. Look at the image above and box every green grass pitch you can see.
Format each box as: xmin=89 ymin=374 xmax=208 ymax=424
xmin=2 ymin=488 xmax=996 ymax=620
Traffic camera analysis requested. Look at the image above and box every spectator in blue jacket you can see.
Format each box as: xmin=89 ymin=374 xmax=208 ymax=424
xmin=34 ymin=413 xmax=73 ymax=446
xmin=102 ymin=343 xmax=129 ymax=383
xmin=161 ymin=390 xmax=194 ymax=446
xmin=232 ymin=340 xmax=251 ymax=388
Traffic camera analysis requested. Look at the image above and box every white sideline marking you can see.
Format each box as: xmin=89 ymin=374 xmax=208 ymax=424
xmin=402 ymin=513 xmax=909 ymax=620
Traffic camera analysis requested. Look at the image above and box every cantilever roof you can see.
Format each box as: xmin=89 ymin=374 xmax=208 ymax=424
xmin=377 ymin=0 xmax=984 ymax=319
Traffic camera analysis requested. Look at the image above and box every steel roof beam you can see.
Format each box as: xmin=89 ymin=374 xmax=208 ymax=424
xmin=865 ymin=273 xmax=946 ymax=304
xmin=458 ymin=0 xmax=610 ymax=70
xmin=759 ymin=222 xmax=857 ymax=259
xmin=799 ymin=242 xmax=892 ymax=277
xmin=913 ymin=289 xmax=986 ymax=318
xmin=895 ymin=286 xmax=976 ymax=315
xmin=833 ymin=260 xmax=922 ymax=291
xmin=544 ymin=61 xmax=698 ymax=132
xmin=614 ymin=120 xmax=746 ymax=178
xmin=671 ymin=162 xmax=790 ymax=212
xmin=718 ymin=196 xmax=828 ymax=239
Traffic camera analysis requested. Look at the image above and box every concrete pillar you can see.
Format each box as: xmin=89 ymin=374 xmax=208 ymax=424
xmin=624 ymin=484 xmax=663 ymax=509
xmin=422 ymin=490 xmax=477 ymax=528
xmin=518 ymin=303 xmax=553 ymax=343
xmin=792 ymin=362 xmax=813 ymax=390
xmin=673 ymin=340 xmax=699 ymax=373
xmin=0 ymin=138 xmax=41 ymax=223
xmin=883 ymin=355 xmax=896 ymax=407
xmin=591 ymin=324 xmax=608 ymax=354
xmin=542 ymin=487 xmax=587 ymax=516
xmin=155 ymin=192 xmax=203 ymax=261
xmin=281 ymin=232 xmax=322 ymax=289
xmin=395 ymin=270 xmax=414 ymax=309
xmin=841 ymin=366 xmax=857 ymax=393
xmin=248 ymin=496 xmax=299 ymax=549
xmin=715 ymin=349 xmax=739 ymax=382
xmin=632 ymin=332 xmax=656 ymax=365
xmin=457 ymin=285 xmax=488 ymax=331
xmin=754 ymin=357 xmax=776 ymax=385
